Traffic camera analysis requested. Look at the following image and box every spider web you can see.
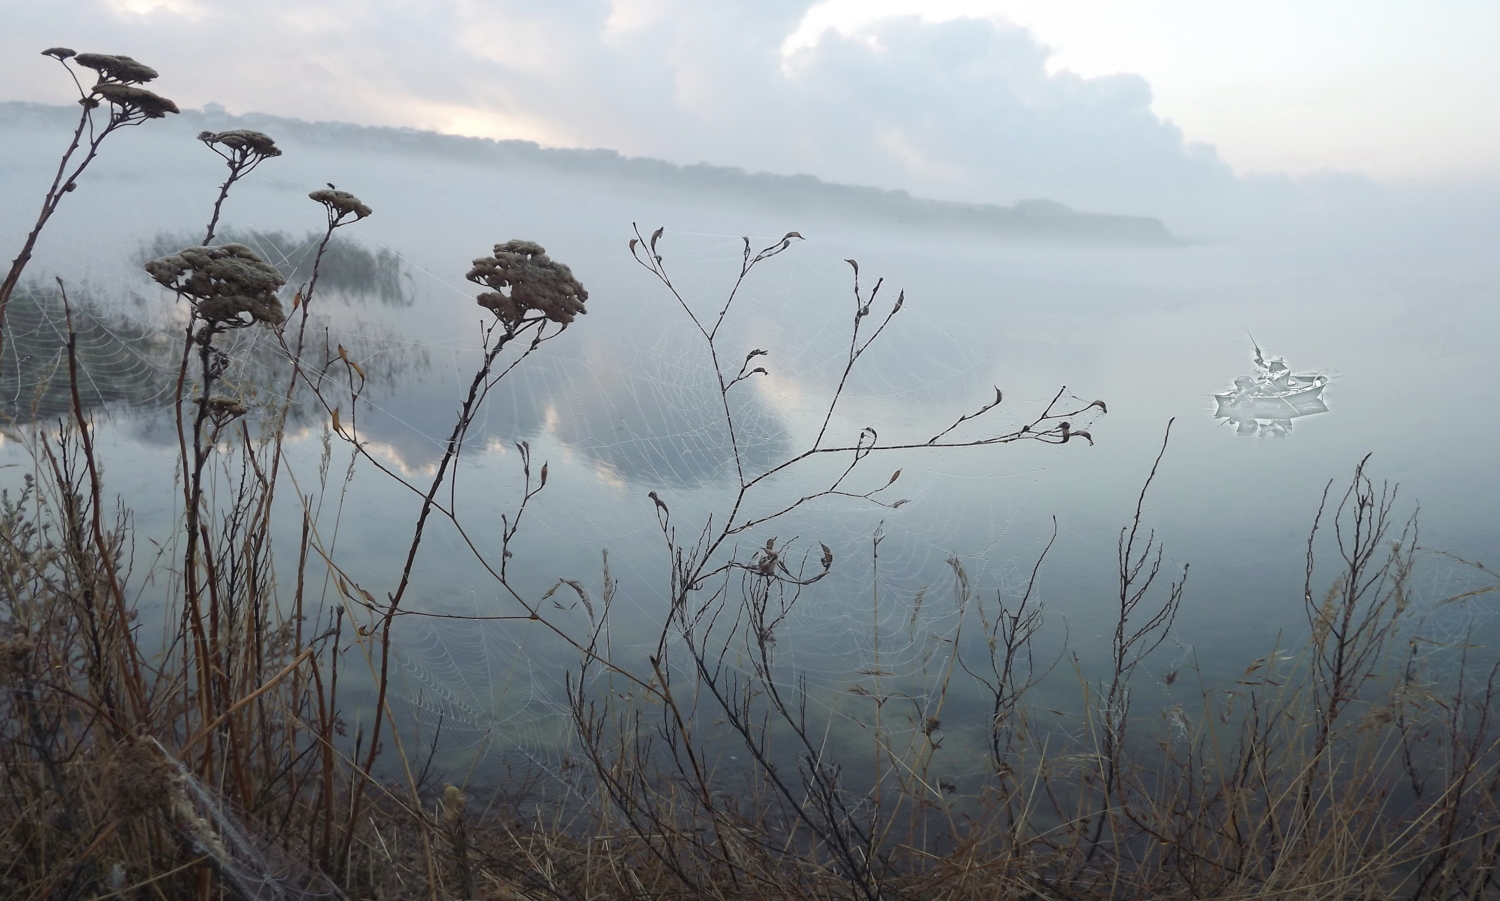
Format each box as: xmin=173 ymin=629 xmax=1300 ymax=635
xmin=1404 ymin=550 xmax=1500 ymax=682
xmin=0 ymin=108 xmax=1109 ymax=795
xmin=354 ymin=232 xmax=1087 ymax=791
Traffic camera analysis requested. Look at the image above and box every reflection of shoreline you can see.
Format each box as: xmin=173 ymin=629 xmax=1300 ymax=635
xmin=136 ymin=228 xmax=413 ymax=307
xmin=3 ymin=278 xmax=791 ymax=489
xmin=0 ymin=281 xmax=426 ymax=424
xmin=3 ymin=227 xmax=418 ymax=424
xmin=1 ymin=284 xmax=176 ymax=422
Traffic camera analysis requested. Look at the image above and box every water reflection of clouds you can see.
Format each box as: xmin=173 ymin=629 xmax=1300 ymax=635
xmin=3 ymin=244 xmax=794 ymax=489
xmin=330 ymin=329 xmax=793 ymax=485
xmin=9 ymin=98 xmax=1500 ymax=779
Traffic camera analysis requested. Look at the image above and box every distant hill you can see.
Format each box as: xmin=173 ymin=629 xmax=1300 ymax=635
xmin=2 ymin=101 xmax=1174 ymax=245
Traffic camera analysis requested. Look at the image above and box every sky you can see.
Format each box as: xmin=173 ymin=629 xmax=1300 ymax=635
xmin=2 ymin=0 xmax=1497 ymax=212
xmin=785 ymin=0 xmax=1500 ymax=183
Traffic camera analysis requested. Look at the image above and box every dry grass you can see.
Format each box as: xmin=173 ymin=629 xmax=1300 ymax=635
xmin=2 ymin=47 xmax=1499 ymax=901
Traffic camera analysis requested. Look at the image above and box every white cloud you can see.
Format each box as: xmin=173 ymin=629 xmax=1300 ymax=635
xmin=786 ymin=0 xmax=1500 ymax=182
xmin=0 ymin=0 xmax=1377 ymax=218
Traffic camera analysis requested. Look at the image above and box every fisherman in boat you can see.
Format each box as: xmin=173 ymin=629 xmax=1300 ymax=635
xmin=1216 ymin=338 xmax=1329 ymax=436
xmin=1264 ymin=360 xmax=1294 ymax=393
xmin=1232 ymin=375 xmax=1259 ymax=402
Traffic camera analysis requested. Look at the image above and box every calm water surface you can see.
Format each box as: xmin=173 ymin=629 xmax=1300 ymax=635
xmin=3 ymin=107 xmax=1496 ymax=777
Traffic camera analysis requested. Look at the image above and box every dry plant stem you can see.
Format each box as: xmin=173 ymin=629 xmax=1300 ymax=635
xmin=341 ymin=317 xmax=549 ymax=867
xmin=56 ymin=278 xmax=149 ymax=724
xmin=1298 ymin=454 xmax=1415 ymax=815
xmin=180 ymin=646 xmax=315 ymax=753
xmin=578 ymin=226 xmax=1108 ymax=900
xmin=27 ymin=819 xmax=123 ymax=901
xmin=303 ymin=318 xmax=643 ymax=693
xmin=957 ymin=517 xmax=1056 ymax=778
xmin=17 ymin=128 xmax=1500 ymax=894
xmin=1 ymin=55 xmax=171 ymax=358
xmin=256 ymin=214 xmax=347 ymax=616
xmin=0 ymin=106 xmax=93 ymax=343
xmin=1087 ymin=417 xmax=1185 ymax=860
xmin=627 ymin=226 xmax=1102 ymax=580
xmin=200 ymin=144 xmax=279 ymax=246
xmin=173 ymin=316 xmax=227 ymax=764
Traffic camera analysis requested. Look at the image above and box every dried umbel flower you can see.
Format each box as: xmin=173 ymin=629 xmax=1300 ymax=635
xmin=105 ymin=738 xmax=176 ymax=818
xmin=0 ymin=636 xmax=35 ymax=682
xmin=145 ymin=243 xmax=287 ymax=327
xmin=42 ymin=47 xmax=76 ymax=61
xmin=93 ymin=82 xmax=179 ymax=119
xmin=467 ymin=240 xmax=588 ymax=327
xmin=73 ymin=52 xmax=158 ymax=84
xmin=309 ymin=188 xmax=372 ymax=223
xmin=197 ymin=395 xmax=248 ymax=417
xmin=199 ymin=129 xmax=281 ymax=159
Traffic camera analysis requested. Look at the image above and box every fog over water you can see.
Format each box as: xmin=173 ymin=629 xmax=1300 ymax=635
xmin=2 ymin=99 xmax=1496 ymax=772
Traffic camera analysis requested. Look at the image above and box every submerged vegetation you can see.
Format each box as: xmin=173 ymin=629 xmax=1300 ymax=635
xmin=2 ymin=47 xmax=1499 ymax=901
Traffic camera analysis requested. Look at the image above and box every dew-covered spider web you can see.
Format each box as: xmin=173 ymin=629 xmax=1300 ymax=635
xmin=8 ymin=102 xmax=1491 ymax=799
xmin=0 ymin=170 xmax=1078 ymax=794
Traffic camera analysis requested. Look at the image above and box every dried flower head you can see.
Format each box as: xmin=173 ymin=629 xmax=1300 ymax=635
xmin=441 ymin=784 xmax=467 ymax=827
xmin=145 ymin=244 xmax=286 ymax=327
xmin=73 ymin=52 xmax=158 ymax=84
xmin=93 ymin=83 xmax=179 ymax=119
xmin=197 ymin=395 xmax=248 ymax=417
xmin=105 ymin=738 xmax=176 ymax=818
xmin=0 ymin=636 xmax=35 ymax=682
xmin=199 ymin=129 xmax=281 ymax=159
xmin=42 ymin=47 xmax=76 ymax=61
xmin=309 ymin=188 xmax=372 ymax=223
xmin=467 ymin=240 xmax=588 ymax=327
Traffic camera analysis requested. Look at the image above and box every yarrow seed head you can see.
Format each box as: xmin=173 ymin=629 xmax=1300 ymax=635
xmin=199 ymin=129 xmax=281 ymax=159
xmin=41 ymin=47 xmax=76 ymax=61
xmin=197 ymin=395 xmax=248 ymax=417
xmin=467 ymin=240 xmax=588 ymax=327
xmin=93 ymin=83 xmax=179 ymax=119
xmin=145 ymin=244 xmax=287 ymax=327
xmin=309 ymin=188 xmax=372 ymax=222
xmin=73 ymin=52 xmax=158 ymax=84
xmin=0 ymin=636 xmax=35 ymax=682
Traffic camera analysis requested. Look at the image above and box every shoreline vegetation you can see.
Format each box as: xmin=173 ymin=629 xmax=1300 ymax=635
xmin=3 ymin=49 xmax=1499 ymax=901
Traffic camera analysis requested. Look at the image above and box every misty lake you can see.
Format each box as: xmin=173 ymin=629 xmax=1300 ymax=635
xmin=3 ymin=102 xmax=1496 ymax=784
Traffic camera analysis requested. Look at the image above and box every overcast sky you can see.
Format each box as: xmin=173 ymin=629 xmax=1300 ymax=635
xmin=4 ymin=0 xmax=1497 ymax=209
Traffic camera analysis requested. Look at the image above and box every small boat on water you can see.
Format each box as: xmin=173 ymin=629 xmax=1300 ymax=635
xmin=1213 ymin=373 xmax=1328 ymax=420
xmin=1213 ymin=340 xmax=1330 ymax=435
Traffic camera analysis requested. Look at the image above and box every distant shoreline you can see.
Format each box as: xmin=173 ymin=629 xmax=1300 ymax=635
xmin=2 ymin=100 xmax=1177 ymax=246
